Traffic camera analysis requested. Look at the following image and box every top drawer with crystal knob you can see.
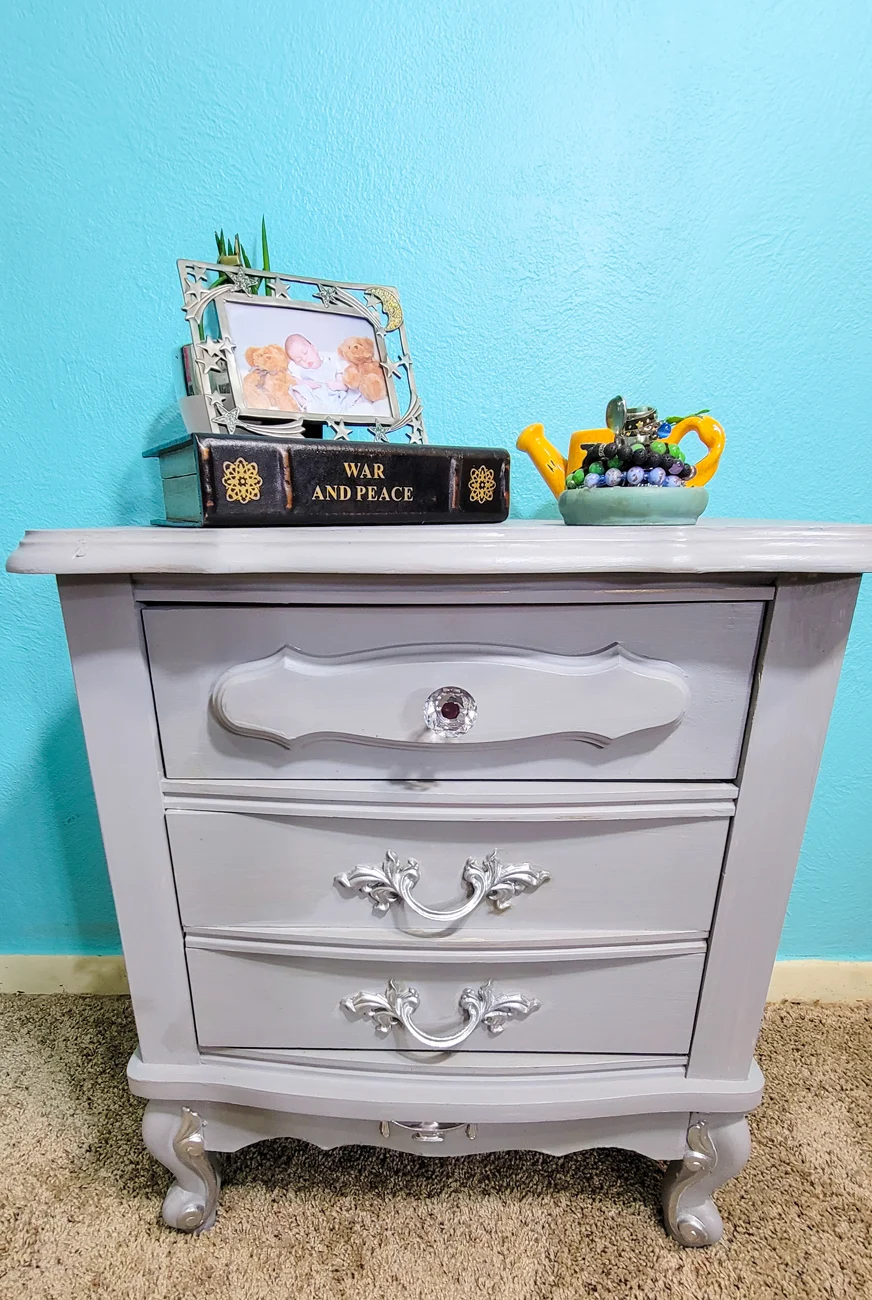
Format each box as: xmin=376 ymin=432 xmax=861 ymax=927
xmin=143 ymin=601 xmax=764 ymax=780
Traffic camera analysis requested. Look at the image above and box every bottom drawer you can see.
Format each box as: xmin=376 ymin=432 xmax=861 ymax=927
xmin=186 ymin=940 xmax=706 ymax=1055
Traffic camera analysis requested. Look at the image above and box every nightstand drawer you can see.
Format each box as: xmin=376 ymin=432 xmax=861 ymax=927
xmin=167 ymin=802 xmax=731 ymax=941
xmin=144 ymin=601 xmax=764 ymax=780
xmin=186 ymin=939 xmax=706 ymax=1055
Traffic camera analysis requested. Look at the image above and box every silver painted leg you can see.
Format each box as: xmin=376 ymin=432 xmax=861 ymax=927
xmin=662 ymin=1113 xmax=751 ymax=1246
xmin=142 ymin=1101 xmax=222 ymax=1233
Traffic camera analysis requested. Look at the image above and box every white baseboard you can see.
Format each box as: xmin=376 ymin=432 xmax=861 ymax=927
xmin=765 ymin=960 xmax=872 ymax=1002
xmin=1 ymin=955 xmax=871 ymax=1000
xmin=0 ymin=955 xmax=129 ymax=994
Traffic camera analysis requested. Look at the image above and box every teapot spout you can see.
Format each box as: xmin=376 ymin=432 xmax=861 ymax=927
xmin=516 ymin=423 xmax=567 ymax=498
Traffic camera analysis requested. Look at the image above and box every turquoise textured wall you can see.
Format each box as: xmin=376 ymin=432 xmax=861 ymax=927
xmin=2 ymin=1 xmax=870 ymax=958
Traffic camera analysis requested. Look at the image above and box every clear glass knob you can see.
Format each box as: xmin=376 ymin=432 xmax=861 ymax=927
xmin=424 ymin=685 xmax=477 ymax=736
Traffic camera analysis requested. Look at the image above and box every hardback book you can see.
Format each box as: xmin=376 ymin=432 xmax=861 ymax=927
xmin=144 ymin=434 xmax=510 ymax=526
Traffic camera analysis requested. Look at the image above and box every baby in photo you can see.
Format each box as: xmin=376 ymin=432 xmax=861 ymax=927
xmin=284 ymin=334 xmax=347 ymax=413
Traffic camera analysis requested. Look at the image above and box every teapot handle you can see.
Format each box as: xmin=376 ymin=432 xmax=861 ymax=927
xmin=666 ymin=416 xmax=726 ymax=487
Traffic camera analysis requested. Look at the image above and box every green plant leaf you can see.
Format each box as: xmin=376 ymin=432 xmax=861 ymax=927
xmin=239 ymin=243 xmax=263 ymax=294
xmin=665 ymin=408 xmax=711 ymax=424
xmin=262 ymin=217 xmax=272 ymax=295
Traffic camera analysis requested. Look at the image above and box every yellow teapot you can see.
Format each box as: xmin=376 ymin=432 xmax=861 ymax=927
xmin=516 ymin=408 xmax=726 ymax=498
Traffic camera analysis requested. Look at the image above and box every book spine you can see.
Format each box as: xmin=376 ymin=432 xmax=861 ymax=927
xmin=199 ymin=440 xmax=216 ymax=518
xmin=166 ymin=439 xmax=510 ymax=526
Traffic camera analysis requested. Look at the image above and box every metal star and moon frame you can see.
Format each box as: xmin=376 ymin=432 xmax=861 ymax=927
xmin=177 ymin=260 xmax=426 ymax=444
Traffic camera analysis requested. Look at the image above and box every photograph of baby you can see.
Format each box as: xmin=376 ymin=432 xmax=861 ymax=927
xmin=222 ymin=299 xmax=394 ymax=420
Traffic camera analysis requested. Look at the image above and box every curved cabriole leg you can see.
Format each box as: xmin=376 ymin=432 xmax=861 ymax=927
xmin=662 ymin=1113 xmax=751 ymax=1247
xmin=142 ymin=1101 xmax=221 ymax=1233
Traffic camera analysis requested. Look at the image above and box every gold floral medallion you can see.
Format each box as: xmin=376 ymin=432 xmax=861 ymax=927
xmin=468 ymin=465 xmax=496 ymax=504
xmin=222 ymin=458 xmax=263 ymax=504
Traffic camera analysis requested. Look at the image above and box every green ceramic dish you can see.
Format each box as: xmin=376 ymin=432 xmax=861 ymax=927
xmin=558 ymin=486 xmax=710 ymax=527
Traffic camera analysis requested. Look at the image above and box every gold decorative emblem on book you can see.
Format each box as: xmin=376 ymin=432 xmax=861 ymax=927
xmin=468 ymin=465 xmax=496 ymax=503
xmin=222 ymin=458 xmax=263 ymax=504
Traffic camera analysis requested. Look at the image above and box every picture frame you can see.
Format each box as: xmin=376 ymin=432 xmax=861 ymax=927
xmin=177 ymin=260 xmax=426 ymax=443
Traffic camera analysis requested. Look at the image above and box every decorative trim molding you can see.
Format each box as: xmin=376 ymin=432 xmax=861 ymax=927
xmin=209 ymin=640 xmax=691 ymax=752
xmin=184 ymin=933 xmax=707 ymax=963
xmin=9 ymin=521 xmax=872 ymax=577
xmin=161 ymin=788 xmax=739 ymax=822
xmin=2 ymin=956 xmax=871 ymax=1000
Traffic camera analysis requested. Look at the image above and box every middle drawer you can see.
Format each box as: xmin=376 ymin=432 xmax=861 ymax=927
xmin=167 ymin=802 xmax=731 ymax=941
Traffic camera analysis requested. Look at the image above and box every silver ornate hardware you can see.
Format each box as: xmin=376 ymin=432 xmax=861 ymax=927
xmin=336 ymin=849 xmax=550 ymax=920
xmin=424 ymin=685 xmax=477 ymax=736
xmin=178 ymin=259 xmax=426 ymax=444
xmin=379 ymin=1120 xmax=477 ymax=1143
xmin=169 ymin=1107 xmax=221 ymax=1234
xmin=341 ymin=979 xmax=540 ymax=1049
xmin=661 ymin=1115 xmax=751 ymax=1247
xmin=662 ymin=1120 xmax=716 ymax=1246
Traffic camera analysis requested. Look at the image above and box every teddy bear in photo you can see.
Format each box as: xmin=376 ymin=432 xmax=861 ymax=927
xmin=337 ymin=336 xmax=388 ymax=404
xmin=241 ymin=344 xmax=301 ymax=412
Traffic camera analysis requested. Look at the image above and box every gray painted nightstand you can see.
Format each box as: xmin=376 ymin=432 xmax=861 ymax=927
xmin=9 ymin=520 xmax=872 ymax=1244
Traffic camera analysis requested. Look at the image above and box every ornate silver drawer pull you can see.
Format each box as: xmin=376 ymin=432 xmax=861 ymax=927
xmin=336 ymin=849 xmax=550 ymax=921
xmin=341 ymin=979 xmax=540 ymax=1049
xmin=379 ymin=1121 xmax=477 ymax=1143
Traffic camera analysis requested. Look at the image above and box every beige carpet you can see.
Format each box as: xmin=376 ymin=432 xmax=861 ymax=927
xmin=1 ymin=998 xmax=870 ymax=1300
